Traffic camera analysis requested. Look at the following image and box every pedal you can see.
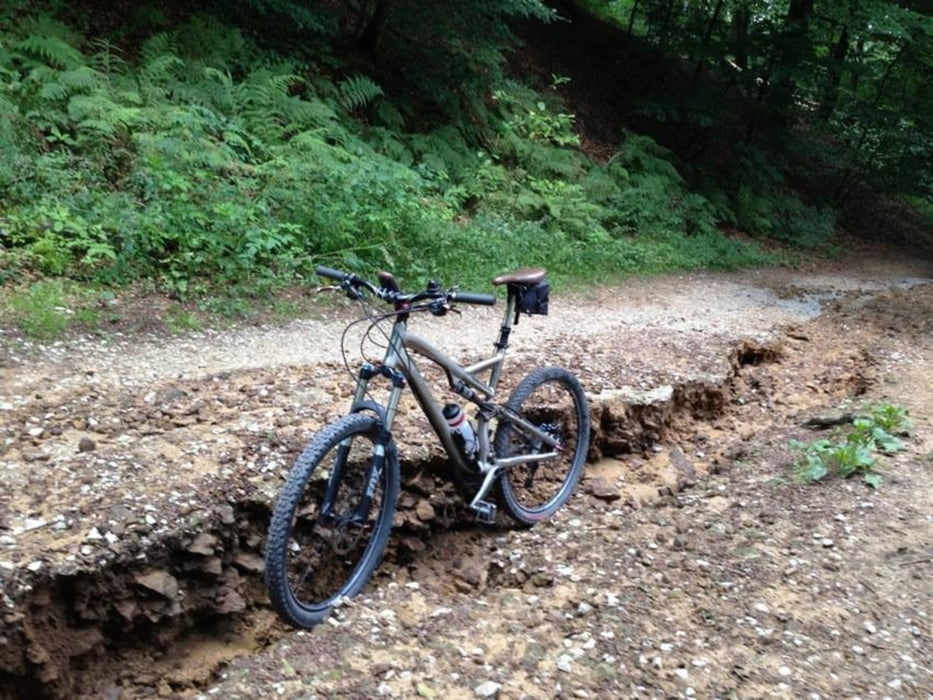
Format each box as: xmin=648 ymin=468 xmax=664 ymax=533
xmin=470 ymin=500 xmax=497 ymax=524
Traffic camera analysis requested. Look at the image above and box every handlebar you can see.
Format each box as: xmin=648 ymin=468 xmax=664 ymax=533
xmin=315 ymin=266 xmax=347 ymax=282
xmin=315 ymin=265 xmax=497 ymax=307
xmin=449 ymin=290 xmax=497 ymax=306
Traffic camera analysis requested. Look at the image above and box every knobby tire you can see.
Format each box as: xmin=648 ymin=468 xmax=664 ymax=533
xmin=264 ymin=413 xmax=399 ymax=628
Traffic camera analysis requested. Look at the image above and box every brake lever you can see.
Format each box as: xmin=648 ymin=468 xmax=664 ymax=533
xmin=428 ymin=298 xmax=451 ymax=316
xmin=319 ymin=282 xmax=363 ymax=301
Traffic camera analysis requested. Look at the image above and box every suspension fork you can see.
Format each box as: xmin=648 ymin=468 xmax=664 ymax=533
xmin=321 ymin=362 xmax=405 ymax=521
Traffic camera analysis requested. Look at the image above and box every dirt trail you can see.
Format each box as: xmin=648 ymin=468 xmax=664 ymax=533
xmin=1 ymin=248 xmax=932 ymax=699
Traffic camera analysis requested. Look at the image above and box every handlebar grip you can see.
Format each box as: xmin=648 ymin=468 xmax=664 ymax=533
xmin=450 ymin=291 xmax=497 ymax=306
xmin=315 ymin=265 xmax=347 ymax=282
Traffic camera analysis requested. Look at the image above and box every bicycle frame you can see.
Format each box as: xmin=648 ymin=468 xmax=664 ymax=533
xmin=347 ymin=290 xmax=563 ymax=509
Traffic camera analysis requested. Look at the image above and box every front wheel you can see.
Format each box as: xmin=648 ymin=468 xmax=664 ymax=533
xmin=264 ymin=413 xmax=399 ymax=628
xmin=494 ymin=367 xmax=590 ymax=527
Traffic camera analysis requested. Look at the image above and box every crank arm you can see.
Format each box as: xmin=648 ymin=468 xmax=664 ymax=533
xmin=468 ymin=463 xmax=502 ymax=510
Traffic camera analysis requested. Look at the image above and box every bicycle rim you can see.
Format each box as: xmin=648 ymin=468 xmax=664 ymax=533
xmin=265 ymin=413 xmax=398 ymax=628
xmin=495 ymin=367 xmax=590 ymax=526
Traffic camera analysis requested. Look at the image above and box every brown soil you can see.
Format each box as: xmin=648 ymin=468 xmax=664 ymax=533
xmin=1 ymin=248 xmax=931 ymax=699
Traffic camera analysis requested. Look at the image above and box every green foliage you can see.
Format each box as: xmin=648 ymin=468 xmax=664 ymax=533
xmin=791 ymin=404 xmax=912 ymax=488
xmin=0 ymin=280 xmax=95 ymax=340
xmin=0 ymin=6 xmax=783 ymax=310
xmin=336 ymin=74 xmax=384 ymax=113
xmin=371 ymin=0 xmax=556 ymax=133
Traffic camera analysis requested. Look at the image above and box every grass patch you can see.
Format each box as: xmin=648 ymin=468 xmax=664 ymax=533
xmin=1 ymin=280 xmax=89 ymax=341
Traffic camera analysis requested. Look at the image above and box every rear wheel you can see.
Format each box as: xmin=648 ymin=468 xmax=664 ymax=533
xmin=494 ymin=367 xmax=590 ymax=526
xmin=264 ymin=413 xmax=399 ymax=628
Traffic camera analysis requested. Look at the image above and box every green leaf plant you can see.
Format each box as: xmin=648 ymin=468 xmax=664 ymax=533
xmin=791 ymin=404 xmax=912 ymax=488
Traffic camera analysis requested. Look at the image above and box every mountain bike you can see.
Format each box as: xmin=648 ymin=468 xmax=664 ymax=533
xmin=264 ymin=265 xmax=591 ymax=628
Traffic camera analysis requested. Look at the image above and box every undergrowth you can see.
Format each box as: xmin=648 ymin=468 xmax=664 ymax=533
xmin=0 ymin=8 xmax=834 ymax=339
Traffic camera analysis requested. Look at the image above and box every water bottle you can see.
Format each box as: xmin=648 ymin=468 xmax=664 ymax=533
xmin=443 ymin=403 xmax=477 ymax=458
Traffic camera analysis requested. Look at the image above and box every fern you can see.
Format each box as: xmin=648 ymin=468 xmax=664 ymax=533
xmin=68 ymin=94 xmax=140 ymax=135
xmin=39 ymin=66 xmax=104 ymax=101
xmin=16 ymin=35 xmax=83 ymax=69
xmin=368 ymin=127 xmax=413 ymax=166
xmin=174 ymin=15 xmax=248 ymax=70
xmin=336 ymin=74 xmax=383 ymax=113
xmin=408 ymin=127 xmax=474 ymax=180
xmin=88 ymin=39 xmax=128 ymax=76
xmin=139 ymin=33 xmax=177 ymax=71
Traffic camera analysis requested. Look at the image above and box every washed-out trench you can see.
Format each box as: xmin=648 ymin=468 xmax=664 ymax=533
xmin=1 ymin=334 xmax=850 ymax=699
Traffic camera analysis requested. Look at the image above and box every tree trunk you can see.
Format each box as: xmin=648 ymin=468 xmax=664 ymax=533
xmin=762 ymin=0 xmax=815 ymax=130
xmin=355 ymin=0 xmax=392 ymax=56
xmin=691 ymin=0 xmax=726 ymax=86
xmin=627 ymin=0 xmax=640 ymax=36
xmin=819 ymin=25 xmax=849 ymax=120
xmin=656 ymin=0 xmax=677 ymax=51
xmin=732 ymin=2 xmax=750 ymax=72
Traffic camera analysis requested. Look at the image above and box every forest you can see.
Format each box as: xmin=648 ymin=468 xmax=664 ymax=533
xmin=0 ymin=0 xmax=930 ymax=322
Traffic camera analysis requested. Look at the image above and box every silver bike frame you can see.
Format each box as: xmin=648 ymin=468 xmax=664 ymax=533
xmin=347 ymin=291 xmax=561 ymax=507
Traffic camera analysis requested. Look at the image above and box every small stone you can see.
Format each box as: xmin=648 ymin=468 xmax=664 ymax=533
xmin=200 ymin=557 xmax=223 ymax=576
xmin=216 ymin=504 xmax=236 ymax=525
xmin=87 ymin=527 xmax=103 ymax=541
xmin=415 ymin=500 xmax=436 ymax=522
xmin=27 ymin=561 xmax=43 ymax=572
xmin=778 ymin=666 xmax=792 ymax=677
xmin=232 ymin=551 xmax=264 ymax=573
xmin=474 ymin=681 xmax=501 ymax=698
xmin=586 ymin=477 xmax=620 ymax=502
xmin=216 ymin=588 xmax=246 ymax=614
xmin=186 ymin=533 xmax=218 ymax=556
xmin=670 ymin=447 xmax=696 ymax=489
xmin=24 ymin=518 xmax=47 ymax=532
xmin=78 ymin=437 xmax=96 ymax=453
xmin=134 ymin=570 xmax=179 ymax=599
xmin=557 ymin=655 xmax=573 ymax=672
